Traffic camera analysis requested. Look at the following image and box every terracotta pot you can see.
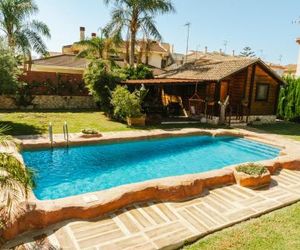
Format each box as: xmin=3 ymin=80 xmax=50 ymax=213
xmin=234 ymin=169 xmax=271 ymax=188
xmin=127 ymin=116 xmax=146 ymax=126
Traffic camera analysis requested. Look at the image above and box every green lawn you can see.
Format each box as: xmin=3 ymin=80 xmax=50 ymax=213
xmin=250 ymin=121 xmax=300 ymax=141
xmin=0 ymin=111 xmax=220 ymax=136
xmin=183 ymin=202 xmax=300 ymax=250
xmin=0 ymin=111 xmax=134 ymax=136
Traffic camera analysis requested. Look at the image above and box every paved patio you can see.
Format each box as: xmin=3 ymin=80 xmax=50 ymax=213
xmin=4 ymin=168 xmax=300 ymax=250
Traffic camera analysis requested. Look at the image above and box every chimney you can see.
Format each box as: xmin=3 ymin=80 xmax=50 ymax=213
xmin=232 ymin=50 xmax=235 ymax=56
xmin=91 ymin=32 xmax=96 ymax=38
xmin=80 ymin=27 xmax=85 ymax=41
xmin=205 ymin=46 xmax=208 ymax=54
xmin=296 ymin=38 xmax=300 ymax=77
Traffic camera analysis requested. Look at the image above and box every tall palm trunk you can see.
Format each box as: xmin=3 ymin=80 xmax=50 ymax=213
xmin=129 ymin=30 xmax=136 ymax=66
xmin=129 ymin=9 xmax=138 ymax=66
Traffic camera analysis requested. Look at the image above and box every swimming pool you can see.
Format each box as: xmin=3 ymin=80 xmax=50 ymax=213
xmin=22 ymin=136 xmax=280 ymax=200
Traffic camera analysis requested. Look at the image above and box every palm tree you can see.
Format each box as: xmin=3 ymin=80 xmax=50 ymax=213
xmin=0 ymin=0 xmax=51 ymax=59
xmin=75 ymin=36 xmax=117 ymax=60
xmin=0 ymin=124 xmax=35 ymax=228
xmin=103 ymin=0 xmax=175 ymax=66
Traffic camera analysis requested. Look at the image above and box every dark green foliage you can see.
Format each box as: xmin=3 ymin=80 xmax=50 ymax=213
xmin=0 ymin=42 xmax=21 ymax=94
xmin=119 ymin=64 xmax=154 ymax=80
xmin=236 ymin=163 xmax=267 ymax=176
xmin=111 ymin=85 xmax=143 ymax=120
xmin=277 ymin=76 xmax=300 ymax=121
xmin=83 ymin=60 xmax=122 ymax=115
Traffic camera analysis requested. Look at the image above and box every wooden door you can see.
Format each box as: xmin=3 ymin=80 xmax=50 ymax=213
xmin=220 ymin=81 xmax=229 ymax=102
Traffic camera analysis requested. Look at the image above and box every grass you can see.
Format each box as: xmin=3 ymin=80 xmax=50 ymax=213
xmin=0 ymin=111 xmax=220 ymax=136
xmin=250 ymin=121 xmax=300 ymax=141
xmin=183 ymin=202 xmax=300 ymax=250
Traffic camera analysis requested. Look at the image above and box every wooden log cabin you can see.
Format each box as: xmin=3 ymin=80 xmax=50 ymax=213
xmin=125 ymin=54 xmax=285 ymax=125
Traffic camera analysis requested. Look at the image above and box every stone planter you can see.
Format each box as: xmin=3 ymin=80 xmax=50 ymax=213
xmin=127 ymin=116 xmax=146 ymax=126
xmin=234 ymin=169 xmax=271 ymax=188
xmin=80 ymin=133 xmax=102 ymax=139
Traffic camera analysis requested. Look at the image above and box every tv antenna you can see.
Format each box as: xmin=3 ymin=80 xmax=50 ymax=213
xmin=223 ymin=40 xmax=229 ymax=54
xmin=279 ymin=54 xmax=283 ymax=64
xmin=184 ymin=22 xmax=191 ymax=63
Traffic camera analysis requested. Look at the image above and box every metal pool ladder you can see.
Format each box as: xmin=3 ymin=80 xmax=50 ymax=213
xmin=63 ymin=121 xmax=69 ymax=147
xmin=49 ymin=122 xmax=54 ymax=148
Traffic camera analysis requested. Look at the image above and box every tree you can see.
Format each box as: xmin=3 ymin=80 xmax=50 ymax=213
xmin=75 ymin=36 xmax=118 ymax=60
xmin=103 ymin=0 xmax=175 ymax=66
xmin=240 ymin=47 xmax=256 ymax=58
xmin=0 ymin=0 xmax=51 ymax=60
xmin=83 ymin=60 xmax=122 ymax=116
xmin=0 ymin=40 xmax=21 ymax=94
xmin=0 ymin=125 xmax=35 ymax=230
xmin=277 ymin=76 xmax=300 ymax=121
xmin=120 ymin=64 xmax=154 ymax=80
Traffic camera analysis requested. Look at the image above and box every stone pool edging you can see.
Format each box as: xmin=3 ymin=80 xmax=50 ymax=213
xmin=2 ymin=128 xmax=300 ymax=241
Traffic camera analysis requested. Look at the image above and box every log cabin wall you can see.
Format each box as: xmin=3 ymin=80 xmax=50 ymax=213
xmin=250 ymin=65 xmax=279 ymax=115
xmin=226 ymin=69 xmax=248 ymax=107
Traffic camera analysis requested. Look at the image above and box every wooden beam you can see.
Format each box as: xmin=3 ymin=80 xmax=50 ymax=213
xmin=248 ymin=64 xmax=256 ymax=114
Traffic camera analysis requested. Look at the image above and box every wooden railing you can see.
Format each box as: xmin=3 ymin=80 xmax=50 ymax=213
xmin=225 ymin=103 xmax=250 ymax=125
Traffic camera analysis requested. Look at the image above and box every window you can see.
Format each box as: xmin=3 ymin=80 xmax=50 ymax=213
xmin=255 ymin=83 xmax=269 ymax=101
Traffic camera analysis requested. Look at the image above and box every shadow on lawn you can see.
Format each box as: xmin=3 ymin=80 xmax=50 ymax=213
xmin=247 ymin=121 xmax=300 ymax=138
xmin=0 ymin=121 xmax=46 ymax=136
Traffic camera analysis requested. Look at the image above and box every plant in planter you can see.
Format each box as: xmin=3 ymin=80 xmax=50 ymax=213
xmin=234 ymin=163 xmax=271 ymax=188
xmin=111 ymin=85 xmax=146 ymax=126
xmin=80 ymin=128 xmax=102 ymax=138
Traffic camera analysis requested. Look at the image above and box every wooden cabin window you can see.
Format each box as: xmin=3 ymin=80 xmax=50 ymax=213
xmin=255 ymin=83 xmax=269 ymax=101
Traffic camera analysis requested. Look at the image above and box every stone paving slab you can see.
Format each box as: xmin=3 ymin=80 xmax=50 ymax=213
xmin=4 ymin=168 xmax=300 ymax=250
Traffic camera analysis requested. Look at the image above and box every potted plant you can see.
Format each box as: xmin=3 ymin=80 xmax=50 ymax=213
xmin=234 ymin=163 xmax=271 ymax=188
xmin=80 ymin=128 xmax=102 ymax=138
xmin=111 ymin=85 xmax=147 ymax=126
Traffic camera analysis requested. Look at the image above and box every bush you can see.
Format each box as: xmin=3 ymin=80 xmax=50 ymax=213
xmin=119 ymin=64 xmax=154 ymax=80
xmin=277 ymin=76 xmax=300 ymax=121
xmin=111 ymin=86 xmax=143 ymax=121
xmin=236 ymin=163 xmax=267 ymax=176
xmin=0 ymin=42 xmax=21 ymax=94
xmin=84 ymin=60 xmax=122 ymax=115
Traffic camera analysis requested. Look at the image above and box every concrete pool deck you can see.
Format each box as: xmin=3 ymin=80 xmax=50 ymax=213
xmin=4 ymin=168 xmax=300 ymax=250
xmin=2 ymin=128 xmax=300 ymax=249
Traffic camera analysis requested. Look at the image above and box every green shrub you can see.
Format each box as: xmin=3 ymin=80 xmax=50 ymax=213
xmin=81 ymin=128 xmax=100 ymax=135
xmin=0 ymin=42 xmax=21 ymax=94
xmin=119 ymin=64 xmax=154 ymax=80
xmin=236 ymin=163 xmax=267 ymax=176
xmin=111 ymin=85 xmax=143 ymax=121
xmin=84 ymin=60 xmax=122 ymax=116
xmin=277 ymin=76 xmax=300 ymax=121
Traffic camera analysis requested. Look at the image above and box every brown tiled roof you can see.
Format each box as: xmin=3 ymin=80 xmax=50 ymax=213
xmin=32 ymin=55 xmax=88 ymax=68
xmin=118 ymin=40 xmax=168 ymax=53
xmin=159 ymin=56 xmax=259 ymax=81
xmin=126 ymin=54 xmax=284 ymax=85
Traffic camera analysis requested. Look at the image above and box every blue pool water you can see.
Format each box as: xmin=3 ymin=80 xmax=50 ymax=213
xmin=22 ymin=136 xmax=280 ymax=200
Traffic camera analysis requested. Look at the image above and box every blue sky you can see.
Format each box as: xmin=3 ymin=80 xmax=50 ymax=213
xmin=35 ymin=0 xmax=300 ymax=65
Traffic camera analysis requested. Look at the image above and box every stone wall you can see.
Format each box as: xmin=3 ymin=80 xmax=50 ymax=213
xmin=0 ymin=95 xmax=97 ymax=110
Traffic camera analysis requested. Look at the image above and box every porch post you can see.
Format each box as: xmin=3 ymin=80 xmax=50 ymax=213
xmin=248 ymin=64 xmax=256 ymax=114
xmin=214 ymin=81 xmax=221 ymax=116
